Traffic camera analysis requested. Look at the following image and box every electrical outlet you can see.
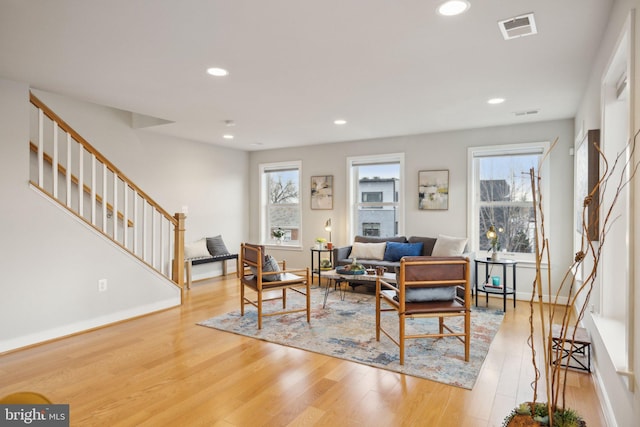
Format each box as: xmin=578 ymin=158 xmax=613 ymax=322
xmin=98 ymin=279 xmax=108 ymax=292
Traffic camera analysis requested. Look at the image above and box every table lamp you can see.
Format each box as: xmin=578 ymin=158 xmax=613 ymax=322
xmin=324 ymin=218 xmax=332 ymax=242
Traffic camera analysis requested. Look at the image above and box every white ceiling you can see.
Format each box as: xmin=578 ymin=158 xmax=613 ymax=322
xmin=0 ymin=0 xmax=612 ymax=151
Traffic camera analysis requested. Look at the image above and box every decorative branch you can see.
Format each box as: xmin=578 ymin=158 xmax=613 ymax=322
xmin=523 ymin=129 xmax=639 ymax=426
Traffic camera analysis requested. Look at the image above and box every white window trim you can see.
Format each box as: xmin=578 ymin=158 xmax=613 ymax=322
xmin=346 ymin=153 xmax=405 ymax=242
xmin=467 ymin=142 xmax=550 ymax=263
xmin=259 ymin=160 xmax=303 ymax=249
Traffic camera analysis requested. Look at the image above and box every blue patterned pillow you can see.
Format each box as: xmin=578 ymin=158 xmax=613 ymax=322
xmin=383 ymin=242 xmax=424 ymax=262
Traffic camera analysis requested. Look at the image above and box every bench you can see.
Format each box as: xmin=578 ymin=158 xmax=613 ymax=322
xmin=550 ymin=324 xmax=591 ymax=372
xmin=184 ymin=254 xmax=239 ymax=289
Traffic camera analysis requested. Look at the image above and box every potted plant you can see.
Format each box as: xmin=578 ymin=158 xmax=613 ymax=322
xmin=503 ymin=133 xmax=638 ymax=427
xmin=315 ymin=237 xmax=326 ymax=249
xmin=271 ymin=228 xmax=285 ymax=244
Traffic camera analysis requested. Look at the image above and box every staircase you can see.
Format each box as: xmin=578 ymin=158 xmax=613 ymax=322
xmin=28 ymin=93 xmax=185 ymax=294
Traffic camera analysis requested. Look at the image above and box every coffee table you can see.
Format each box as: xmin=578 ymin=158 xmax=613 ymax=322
xmin=320 ymin=269 xmax=397 ymax=308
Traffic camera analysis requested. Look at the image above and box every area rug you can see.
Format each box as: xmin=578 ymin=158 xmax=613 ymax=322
xmin=198 ymin=289 xmax=504 ymax=389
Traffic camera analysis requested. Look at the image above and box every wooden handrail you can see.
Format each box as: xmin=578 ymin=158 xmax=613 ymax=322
xmin=30 ymin=93 xmax=177 ymax=227
xmin=29 ymin=92 xmax=185 ymax=291
xmin=29 ymin=142 xmax=133 ymax=227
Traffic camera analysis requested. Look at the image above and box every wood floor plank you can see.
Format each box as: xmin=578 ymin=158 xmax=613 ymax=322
xmin=0 ymin=276 xmax=607 ymax=426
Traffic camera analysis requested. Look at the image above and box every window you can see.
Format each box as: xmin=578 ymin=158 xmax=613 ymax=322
xmin=362 ymin=222 xmax=381 ymax=237
xmin=347 ymin=153 xmax=404 ymax=241
xmin=468 ymin=143 xmax=549 ymax=261
xmin=260 ymin=161 xmax=301 ymax=246
xmin=362 ymin=192 xmax=383 ymax=203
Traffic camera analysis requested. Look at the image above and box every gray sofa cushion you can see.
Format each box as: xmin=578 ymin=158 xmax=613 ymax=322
xmin=355 ymin=235 xmax=407 ymax=244
xmin=407 ymin=236 xmax=437 ymax=256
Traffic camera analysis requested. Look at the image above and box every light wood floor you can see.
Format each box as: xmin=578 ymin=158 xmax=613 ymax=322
xmin=0 ymin=276 xmax=606 ymax=427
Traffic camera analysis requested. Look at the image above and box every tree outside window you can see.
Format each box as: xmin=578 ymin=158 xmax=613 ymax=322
xmin=471 ymin=145 xmax=547 ymax=258
xmin=260 ymin=162 xmax=301 ymax=245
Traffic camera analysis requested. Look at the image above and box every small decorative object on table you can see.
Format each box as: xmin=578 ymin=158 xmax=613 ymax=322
xmin=315 ymin=237 xmax=326 ymax=249
xmin=336 ymin=258 xmax=366 ymax=275
xmin=320 ymin=258 xmax=333 ymax=270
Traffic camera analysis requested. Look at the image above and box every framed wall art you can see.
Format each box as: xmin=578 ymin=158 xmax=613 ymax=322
xmin=311 ymin=175 xmax=333 ymax=210
xmin=418 ymin=170 xmax=449 ymax=210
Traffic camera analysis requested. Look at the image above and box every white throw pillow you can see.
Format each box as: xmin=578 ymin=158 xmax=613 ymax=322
xmin=431 ymin=234 xmax=468 ymax=256
xmin=349 ymin=242 xmax=387 ymax=260
xmin=184 ymin=238 xmax=211 ymax=259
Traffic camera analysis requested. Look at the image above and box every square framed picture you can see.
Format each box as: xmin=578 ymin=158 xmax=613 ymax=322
xmin=311 ymin=175 xmax=333 ymax=210
xmin=418 ymin=170 xmax=449 ymax=210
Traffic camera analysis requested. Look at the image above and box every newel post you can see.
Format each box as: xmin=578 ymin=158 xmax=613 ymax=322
xmin=173 ymin=213 xmax=186 ymax=290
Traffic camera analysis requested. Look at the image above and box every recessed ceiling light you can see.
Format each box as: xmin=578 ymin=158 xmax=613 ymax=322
xmin=223 ymin=134 xmax=234 ymax=140
xmin=437 ymin=0 xmax=470 ymax=16
xmin=334 ymin=119 xmax=347 ymax=125
xmin=206 ymin=67 xmax=229 ymax=77
xmin=487 ymin=97 xmax=505 ymax=105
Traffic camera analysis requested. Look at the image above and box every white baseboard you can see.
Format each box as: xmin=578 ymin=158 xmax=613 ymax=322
xmin=0 ymin=298 xmax=179 ymax=354
xmin=593 ymin=362 xmax=618 ymax=427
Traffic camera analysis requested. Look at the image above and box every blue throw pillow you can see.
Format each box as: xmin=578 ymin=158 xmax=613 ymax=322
xmin=383 ymin=242 xmax=424 ymax=262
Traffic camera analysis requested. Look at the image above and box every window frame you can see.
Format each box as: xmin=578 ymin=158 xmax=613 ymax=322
xmin=259 ymin=160 xmax=303 ymax=248
xmin=347 ymin=153 xmax=405 ymax=242
xmin=467 ymin=142 xmax=550 ymax=263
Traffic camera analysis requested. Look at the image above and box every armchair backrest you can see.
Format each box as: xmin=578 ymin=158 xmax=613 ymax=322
xmin=397 ymin=256 xmax=470 ymax=309
xmin=241 ymin=243 xmax=265 ymax=268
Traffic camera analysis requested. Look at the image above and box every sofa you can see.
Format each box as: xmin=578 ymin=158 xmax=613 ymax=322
xmin=332 ymin=234 xmax=475 ymax=285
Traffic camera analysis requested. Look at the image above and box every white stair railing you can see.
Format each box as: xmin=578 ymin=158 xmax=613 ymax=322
xmin=28 ymin=93 xmax=185 ymax=291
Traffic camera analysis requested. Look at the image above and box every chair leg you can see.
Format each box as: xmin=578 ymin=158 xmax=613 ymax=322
xmin=439 ymin=317 xmax=444 ymax=334
xmin=399 ymin=313 xmax=405 ymax=365
xmin=464 ymin=311 xmax=470 ymax=362
xmin=258 ymin=290 xmax=263 ymax=329
xmin=306 ymin=281 xmax=311 ymax=323
xmin=282 ymin=288 xmax=287 ymax=309
xmin=375 ymin=291 xmax=381 ymax=341
xmin=240 ymin=284 xmax=245 ymax=316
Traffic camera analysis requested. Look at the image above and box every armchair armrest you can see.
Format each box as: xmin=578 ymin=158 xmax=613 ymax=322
xmin=332 ymin=246 xmax=352 ymax=262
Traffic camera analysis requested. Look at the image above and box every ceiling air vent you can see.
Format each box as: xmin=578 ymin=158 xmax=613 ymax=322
xmin=513 ymin=109 xmax=540 ymax=117
xmin=499 ymin=13 xmax=537 ymax=40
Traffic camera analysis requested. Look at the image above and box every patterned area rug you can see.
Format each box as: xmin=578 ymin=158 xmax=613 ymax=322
xmin=198 ymin=288 xmax=504 ymax=389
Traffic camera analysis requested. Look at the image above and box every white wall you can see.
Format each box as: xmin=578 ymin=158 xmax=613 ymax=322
xmin=0 ymin=81 xmax=249 ymax=352
xmin=248 ymin=119 xmax=575 ymax=302
xmin=573 ymin=1 xmax=640 ymax=426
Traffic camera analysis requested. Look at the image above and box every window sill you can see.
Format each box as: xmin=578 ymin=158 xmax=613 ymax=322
xmin=592 ymin=314 xmax=628 ymax=371
xmin=264 ymin=244 xmax=303 ymax=251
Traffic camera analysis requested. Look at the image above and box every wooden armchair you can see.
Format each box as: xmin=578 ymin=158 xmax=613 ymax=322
xmin=376 ymin=256 xmax=471 ymax=365
xmin=240 ymin=243 xmax=311 ymax=329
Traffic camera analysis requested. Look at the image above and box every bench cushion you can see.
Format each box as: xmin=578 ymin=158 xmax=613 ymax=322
xmin=191 ymin=253 xmax=237 ymax=265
